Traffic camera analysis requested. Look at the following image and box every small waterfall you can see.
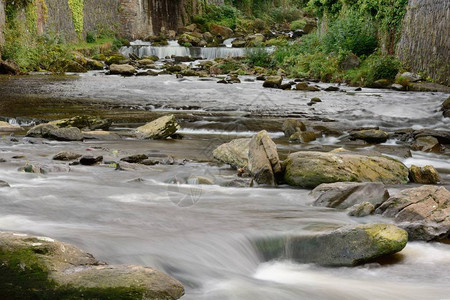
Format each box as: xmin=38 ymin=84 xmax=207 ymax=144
xmin=120 ymin=40 xmax=248 ymax=60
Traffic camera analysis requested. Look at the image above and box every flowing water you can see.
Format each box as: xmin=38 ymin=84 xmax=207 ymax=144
xmin=0 ymin=73 xmax=449 ymax=299
xmin=120 ymin=40 xmax=248 ymax=59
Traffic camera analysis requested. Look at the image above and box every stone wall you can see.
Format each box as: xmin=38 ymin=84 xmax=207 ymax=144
xmin=0 ymin=0 xmax=5 ymax=54
xmin=119 ymin=0 xmax=211 ymax=40
xmin=397 ymin=0 xmax=450 ymax=85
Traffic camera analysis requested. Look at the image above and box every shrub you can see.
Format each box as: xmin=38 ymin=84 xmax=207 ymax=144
xmin=321 ymin=10 xmax=378 ymax=57
xmin=86 ymin=32 xmax=97 ymax=43
xmin=245 ymin=47 xmax=272 ymax=67
xmin=270 ymin=6 xmax=303 ymax=23
xmin=290 ymin=19 xmax=307 ymax=30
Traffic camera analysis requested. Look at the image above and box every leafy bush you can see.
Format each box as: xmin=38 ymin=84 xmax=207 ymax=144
xmin=321 ymin=11 xmax=378 ymax=57
xmin=269 ymin=6 xmax=304 ymax=23
xmin=245 ymin=47 xmax=272 ymax=67
xmin=86 ymin=32 xmax=97 ymax=43
xmin=368 ymin=55 xmax=400 ymax=81
xmin=343 ymin=54 xmax=400 ymax=86
xmin=200 ymin=4 xmax=241 ymax=29
xmin=290 ymin=19 xmax=307 ymax=30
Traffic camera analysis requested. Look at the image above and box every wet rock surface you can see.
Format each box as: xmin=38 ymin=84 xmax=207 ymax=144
xmin=376 ymin=185 xmax=450 ymax=241
xmin=0 ymin=232 xmax=184 ymax=299
xmin=283 ymin=151 xmax=409 ymax=188
xmin=254 ymin=223 xmax=408 ymax=266
xmin=311 ymin=182 xmax=389 ymax=209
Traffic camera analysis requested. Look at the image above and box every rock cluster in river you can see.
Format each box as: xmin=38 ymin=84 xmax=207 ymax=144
xmin=0 ymin=232 xmax=184 ymax=299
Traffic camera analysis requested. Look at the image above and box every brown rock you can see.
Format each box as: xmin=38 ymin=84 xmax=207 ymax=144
xmin=408 ymin=165 xmax=441 ymax=184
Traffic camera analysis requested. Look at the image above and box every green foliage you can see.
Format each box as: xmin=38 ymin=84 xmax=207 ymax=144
xmin=86 ymin=32 xmax=97 ymax=43
xmin=67 ymin=0 xmax=84 ymax=37
xmin=290 ymin=19 xmax=307 ymax=30
xmin=195 ymin=4 xmax=241 ymax=30
xmin=343 ymin=53 xmax=400 ymax=86
xmin=245 ymin=47 xmax=272 ymax=67
xmin=306 ymin=0 xmax=408 ymax=53
xmin=321 ymin=10 xmax=378 ymax=56
xmin=269 ymin=6 xmax=304 ymax=23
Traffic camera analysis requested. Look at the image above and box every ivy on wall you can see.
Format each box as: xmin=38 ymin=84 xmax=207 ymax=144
xmin=68 ymin=0 xmax=83 ymax=36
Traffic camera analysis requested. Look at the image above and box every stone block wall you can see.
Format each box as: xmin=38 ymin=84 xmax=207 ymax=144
xmin=0 ymin=0 xmax=5 ymax=54
xmin=397 ymin=0 xmax=449 ymax=85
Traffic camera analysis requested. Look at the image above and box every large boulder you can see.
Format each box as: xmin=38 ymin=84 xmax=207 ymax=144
xmin=0 ymin=232 xmax=184 ymax=299
xmin=213 ymin=138 xmax=250 ymax=169
xmin=26 ymin=124 xmax=83 ymax=141
xmin=0 ymin=59 xmax=20 ymax=75
xmin=411 ymin=136 xmax=441 ymax=152
xmin=350 ymin=129 xmax=389 ymax=144
xmin=247 ymin=130 xmax=281 ymax=185
xmin=0 ymin=121 xmax=23 ymax=133
xmin=210 ymin=24 xmax=233 ymax=39
xmin=263 ymin=76 xmax=282 ymax=88
xmin=282 ymin=119 xmax=306 ymax=137
xmin=408 ymin=165 xmax=441 ymax=184
xmin=375 ymin=185 xmax=450 ymax=241
xmin=136 ymin=115 xmax=180 ymax=140
xmin=49 ymin=116 xmax=112 ymax=131
xmin=109 ymin=64 xmax=136 ymax=76
xmin=254 ymin=223 xmax=407 ymax=266
xmin=283 ymin=151 xmax=409 ymax=188
xmin=311 ymin=182 xmax=389 ymax=209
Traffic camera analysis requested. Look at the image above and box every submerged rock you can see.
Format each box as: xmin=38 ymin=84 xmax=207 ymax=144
xmin=254 ymin=223 xmax=407 ymax=266
xmin=282 ymin=119 xmax=306 ymax=137
xmin=408 ymin=165 xmax=441 ymax=184
xmin=136 ymin=115 xmax=180 ymax=140
xmin=0 ymin=121 xmax=23 ymax=133
xmin=82 ymin=131 xmax=121 ymax=141
xmin=53 ymin=151 xmax=82 ymax=161
xmin=26 ymin=124 xmax=83 ymax=141
xmin=348 ymin=202 xmax=375 ymax=217
xmin=213 ymin=138 xmax=250 ymax=169
xmin=0 ymin=180 xmax=10 ymax=187
xmin=311 ymin=182 xmax=389 ymax=209
xmin=296 ymin=82 xmax=320 ymax=91
xmin=50 ymin=116 xmax=112 ymax=131
xmin=350 ymin=129 xmax=389 ymax=144
xmin=263 ymin=76 xmax=282 ymax=88
xmin=0 ymin=232 xmax=184 ymax=299
xmin=79 ymin=155 xmax=103 ymax=166
xmin=247 ymin=130 xmax=281 ymax=185
xmin=18 ymin=163 xmax=71 ymax=174
xmin=289 ymin=131 xmax=316 ymax=143
xmin=376 ymin=185 xmax=450 ymax=241
xmin=283 ymin=151 xmax=409 ymax=188
xmin=121 ymin=154 xmax=149 ymax=164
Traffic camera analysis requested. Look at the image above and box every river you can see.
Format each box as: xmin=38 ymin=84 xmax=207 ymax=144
xmin=0 ymin=72 xmax=449 ymax=299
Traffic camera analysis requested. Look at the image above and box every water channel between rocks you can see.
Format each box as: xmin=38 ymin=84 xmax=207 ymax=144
xmin=0 ymin=72 xmax=449 ymax=299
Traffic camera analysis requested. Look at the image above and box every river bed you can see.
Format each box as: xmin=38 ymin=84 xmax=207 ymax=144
xmin=0 ymin=73 xmax=449 ymax=299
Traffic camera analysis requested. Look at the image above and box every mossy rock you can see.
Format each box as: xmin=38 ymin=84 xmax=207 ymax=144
xmin=105 ymin=55 xmax=129 ymax=65
xmin=253 ymin=223 xmax=407 ymax=266
xmin=283 ymin=151 xmax=409 ymax=188
xmin=0 ymin=232 xmax=184 ymax=299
